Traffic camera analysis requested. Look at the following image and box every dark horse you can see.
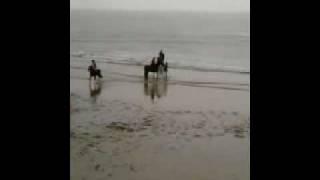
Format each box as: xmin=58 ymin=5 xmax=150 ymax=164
xmin=144 ymin=62 xmax=168 ymax=80
xmin=88 ymin=65 xmax=103 ymax=80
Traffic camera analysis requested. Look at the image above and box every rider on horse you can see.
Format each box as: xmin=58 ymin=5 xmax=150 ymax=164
xmin=91 ymin=60 xmax=97 ymax=70
xmin=88 ymin=60 xmax=103 ymax=80
xmin=144 ymin=50 xmax=168 ymax=80
xmin=159 ymin=50 xmax=165 ymax=65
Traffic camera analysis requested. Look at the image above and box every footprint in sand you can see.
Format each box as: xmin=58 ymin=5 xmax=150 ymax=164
xmin=209 ymin=110 xmax=215 ymax=115
xmin=87 ymin=143 xmax=95 ymax=148
xmin=215 ymin=131 xmax=225 ymax=136
xmin=232 ymin=111 xmax=239 ymax=116
xmin=136 ymin=127 xmax=148 ymax=132
xmin=234 ymin=133 xmax=246 ymax=138
xmin=142 ymin=120 xmax=152 ymax=127
xmin=124 ymin=106 xmax=131 ymax=110
xmin=151 ymin=129 xmax=160 ymax=136
xmin=168 ymin=145 xmax=177 ymax=150
xmin=82 ymin=132 xmax=90 ymax=136
xmin=180 ymin=131 xmax=188 ymax=136
xmin=234 ymin=127 xmax=244 ymax=134
xmin=192 ymin=122 xmax=204 ymax=129
xmin=129 ymin=164 xmax=136 ymax=172
xmin=79 ymin=148 xmax=89 ymax=157
xmin=93 ymin=108 xmax=100 ymax=112
xmin=206 ymin=132 xmax=214 ymax=137
xmin=139 ymin=134 xmax=148 ymax=137
xmin=168 ymin=131 xmax=176 ymax=135
xmin=94 ymin=164 xmax=101 ymax=171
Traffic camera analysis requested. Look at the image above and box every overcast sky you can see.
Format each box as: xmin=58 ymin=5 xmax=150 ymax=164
xmin=70 ymin=0 xmax=250 ymax=12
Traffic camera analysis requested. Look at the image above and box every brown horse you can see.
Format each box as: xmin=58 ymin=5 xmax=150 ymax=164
xmin=144 ymin=62 xmax=168 ymax=80
xmin=88 ymin=65 xmax=103 ymax=80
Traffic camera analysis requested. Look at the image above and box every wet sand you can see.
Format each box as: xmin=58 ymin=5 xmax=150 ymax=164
xmin=70 ymin=65 xmax=250 ymax=180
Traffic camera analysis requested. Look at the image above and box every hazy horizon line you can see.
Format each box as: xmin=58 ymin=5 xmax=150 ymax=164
xmin=70 ymin=8 xmax=250 ymax=14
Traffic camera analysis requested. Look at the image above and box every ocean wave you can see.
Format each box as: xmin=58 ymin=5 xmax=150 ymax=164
xmin=71 ymin=56 xmax=249 ymax=74
xmin=168 ymin=64 xmax=249 ymax=74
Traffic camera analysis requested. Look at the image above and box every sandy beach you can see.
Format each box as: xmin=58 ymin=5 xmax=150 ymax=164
xmin=70 ymin=63 xmax=250 ymax=180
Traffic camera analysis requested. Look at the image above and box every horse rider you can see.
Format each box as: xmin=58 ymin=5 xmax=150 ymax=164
xmin=88 ymin=59 xmax=102 ymax=80
xmin=159 ymin=50 xmax=165 ymax=65
xmin=91 ymin=60 xmax=97 ymax=70
xmin=150 ymin=57 xmax=157 ymax=69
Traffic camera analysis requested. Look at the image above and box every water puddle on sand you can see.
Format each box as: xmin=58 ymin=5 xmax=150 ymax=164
xmin=71 ymin=93 xmax=249 ymax=180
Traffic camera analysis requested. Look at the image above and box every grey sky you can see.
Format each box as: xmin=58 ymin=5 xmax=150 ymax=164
xmin=70 ymin=0 xmax=250 ymax=12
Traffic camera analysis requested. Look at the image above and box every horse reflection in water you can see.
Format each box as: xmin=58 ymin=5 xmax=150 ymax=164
xmin=89 ymin=79 xmax=102 ymax=103
xmin=144 ymin=77 xmax=168 ymax=103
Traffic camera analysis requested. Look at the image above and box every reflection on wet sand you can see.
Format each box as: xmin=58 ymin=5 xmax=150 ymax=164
xmin=144 ymin=78 xmax=168 ymax=102
xmin=89 ymin=79 xmax=102 ymax=103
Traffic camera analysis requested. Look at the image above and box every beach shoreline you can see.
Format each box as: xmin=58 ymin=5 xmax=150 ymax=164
xmin=70 ymin=63 xmax=250 ymax=180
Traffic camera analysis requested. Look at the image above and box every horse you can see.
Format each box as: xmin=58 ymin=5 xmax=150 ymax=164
xmin=144 ymin=62 xmax=168 ymax=80
xmin=88 ymin=65 xmax=103 ymax=80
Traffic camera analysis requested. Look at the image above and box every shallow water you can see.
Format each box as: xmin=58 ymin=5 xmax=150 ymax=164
xmin=70 ymin=67 xmax=250 ymax=180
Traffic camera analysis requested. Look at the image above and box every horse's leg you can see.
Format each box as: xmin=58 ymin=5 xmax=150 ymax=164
xmin=158 ymin=66 xmax=162 ymax=79
xmin=155 ymin=65 xmax=159 ymax=79
xmin=144 ymin=66 xmax=148 ymax=80
xmin=156 ymin=68 xmax=159 ymax=79
xmin=164 ymin=65 xmax=168 ymax=79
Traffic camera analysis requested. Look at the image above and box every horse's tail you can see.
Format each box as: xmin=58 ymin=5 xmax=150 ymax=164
xmin=164 ymin=63 xmax=168 ymax=72
xmin=97 ymin=69 xmax=103 ymax=78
